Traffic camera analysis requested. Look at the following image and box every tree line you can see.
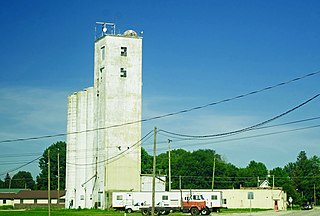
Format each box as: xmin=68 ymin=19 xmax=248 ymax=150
xmin=0 ymin=141 xmax=65 ymax=191
xmin=142 ymin=148 xmax=320 ymax=205
xmin=1 ymin=141 xmax=319 ymax=205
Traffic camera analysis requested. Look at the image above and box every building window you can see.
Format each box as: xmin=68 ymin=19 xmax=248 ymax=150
xmin=211 ymin=195 xmax=218 ymax=200
xmin=116 ymin=195 xmax=123 ymax=200
xmin=3 ymin=199 xmax=6 ymax=204
xmin=162 ymin=195 xmax=168 ymax=201
xmin=120 ymin=68 xmax=127 ymax=78
xmin=121 ymin=47 xmax=127 ymax=56
xmin=101 ymin=46 xmax=105 ymax=60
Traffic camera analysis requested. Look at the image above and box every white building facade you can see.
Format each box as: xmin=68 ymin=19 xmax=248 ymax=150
xmin=65 ymin=29 xmax=142 ymax=209
xmin=220 ymin=188 xmax=287 ymax=210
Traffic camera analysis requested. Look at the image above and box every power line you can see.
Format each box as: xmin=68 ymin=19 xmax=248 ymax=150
xmin=1 ymin=70 xmax=319 ymax=144
xmin=0 ymin=156 xmax=42 ymax=177
xmin=143 ymin=124 xmax=320 ymax=152
xmin=66 ymin=130 xmax=154 ymax=167
xmin=156 ymin=116 xmax=320 ymax=142
xmin=174 ymin=125 xmax=320 ymax=148
xmin=0 ymin=152 xmax=42 ymax=158
xmin=158 ymin=94 xmax=319 ymax=138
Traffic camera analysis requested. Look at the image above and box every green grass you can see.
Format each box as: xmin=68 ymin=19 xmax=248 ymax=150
xmin=0 ymin=208 xmax=138 ymax=216
xmin=218 ymin=208 xmax=272 ymax=213
xmin=0 ymin=205 xmax=14 ymax=210
xmin=0 ymin=208 xmax=274 ymax=216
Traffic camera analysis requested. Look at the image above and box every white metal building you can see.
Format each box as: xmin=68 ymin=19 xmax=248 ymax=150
xmin=65 ymin=26 xmax=142 ymax=209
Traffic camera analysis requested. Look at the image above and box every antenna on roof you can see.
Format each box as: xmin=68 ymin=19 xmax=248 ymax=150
xmin=95 ymin=22 xmax=116 ymax=36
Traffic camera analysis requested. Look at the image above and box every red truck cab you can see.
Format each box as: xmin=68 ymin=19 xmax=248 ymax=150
xmin=182 ymin=194 xmax=210 ymax=215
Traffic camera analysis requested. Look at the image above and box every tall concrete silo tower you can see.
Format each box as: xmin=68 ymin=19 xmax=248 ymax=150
xmin=65 ymin=25 xmax=142 ymax=209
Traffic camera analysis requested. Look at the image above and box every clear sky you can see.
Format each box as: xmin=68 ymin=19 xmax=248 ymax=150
xmin=0 ymin=0 xmax=320 ymax=179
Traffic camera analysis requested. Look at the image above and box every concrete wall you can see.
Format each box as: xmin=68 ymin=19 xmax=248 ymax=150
xmin=66 ymin=32 xmax=142 ymax=209
xmin=94 ymin=34 xmax=142 ymax=197
xmin=65 ymin=93 xmax=77 ymax=208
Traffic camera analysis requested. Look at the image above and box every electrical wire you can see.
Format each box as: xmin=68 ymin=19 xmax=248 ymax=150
xmin=0 ymin=152 xmax=43 ymax=158
xmin=66 ymin=130 xmax=154 ymax=166
xmin=158 ymin=94 xmax=319 ymax=138
xmin=158 ymin=125 xmax=320 ymax=150
xmin=1 ymin=70 xmax=319 ymax=144
xmin=0 ymin=156 xmax=41 ymax=177
xmin=154 ymin=116 xmax=320 ymax=142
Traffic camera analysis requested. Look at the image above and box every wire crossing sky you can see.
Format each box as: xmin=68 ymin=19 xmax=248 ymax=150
xmin=0 ymin=71 xmax=318 ymax=144
xmin=0 ymin=0 xmax=320 ymax=177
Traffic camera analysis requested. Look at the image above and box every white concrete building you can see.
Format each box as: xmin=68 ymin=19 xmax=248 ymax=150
xmin=220 ymin=187 xmax=287 ymax=210
xmin=65 ymin=27 xmax=142 ymax=209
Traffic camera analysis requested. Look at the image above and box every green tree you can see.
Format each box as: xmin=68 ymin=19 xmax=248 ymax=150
xmin=270 ymin=167 xmax=295 ymax=198
xmin=154 ymin=148 xmax=237 ymax=190
xmin=293 ymin=151 xmax=311 ymax=203
xmin=291 ymin=151 xmax=320 ymax=204
xmin=11 ymin=171 xmax=35 ymax=189
xmin=36 ymin=141 xmax=66 ymax=190
xmin=237 ymin=160 xmax=268 ymax=187
xmin=215 ymin=161 xmax=239 ymax=189
xmin=141 ymin=147 xmax=153 ymax=174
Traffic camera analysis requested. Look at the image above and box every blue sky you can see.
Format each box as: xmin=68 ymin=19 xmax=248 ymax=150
xmin=0 ymin=0 xmax=320 ymax=179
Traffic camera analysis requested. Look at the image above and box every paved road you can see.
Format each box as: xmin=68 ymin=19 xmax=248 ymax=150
xmin=218 ymin=207 xmax=320 ymax=216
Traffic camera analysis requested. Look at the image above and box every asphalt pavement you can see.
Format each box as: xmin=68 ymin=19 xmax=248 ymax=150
xmin=218 ymin=207 xmax=320 ymax=216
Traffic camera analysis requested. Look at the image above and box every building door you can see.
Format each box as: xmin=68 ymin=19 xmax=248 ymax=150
xmin=274 ymin=200 xmax=278 ymax=210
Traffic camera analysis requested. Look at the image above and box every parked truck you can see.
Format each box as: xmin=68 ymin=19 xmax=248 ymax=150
xmin=112 ymin=191 xmax=223 ymax=215
xmin=140 ymin=194 xmax=213 ymax=215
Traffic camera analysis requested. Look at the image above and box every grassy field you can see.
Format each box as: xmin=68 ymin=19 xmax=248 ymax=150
xmin=0 ymin=208 xmax=272 ymax=216
xmin=0 ymin=208 xmax=124 ymax=216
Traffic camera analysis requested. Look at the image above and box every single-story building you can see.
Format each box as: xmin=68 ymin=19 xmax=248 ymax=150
xmin=0 ymin=189 xmax=65 ymax=209
xmin=220 ymin=187 xmax=287 ymax=210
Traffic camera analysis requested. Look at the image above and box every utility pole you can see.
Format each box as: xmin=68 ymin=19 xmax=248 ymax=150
xmin=152 ymin=127 xmax=157 ymax=216
xmin=211 ymin=157 xmax=216 ymax=191
xmin=48 ymin=149 xmax=51 ymax=216
xmin=179 ymin=176 xmax=182 ymax=211
xmin=168 ymin=139 xmax=172 ymax=191
xmin=272 ymin=175 xmax=274 ymax=189
xmin=58 ymin=151 xmax=60 ymax=205
xmin=314 ymin=184 xmax=316 ymax=206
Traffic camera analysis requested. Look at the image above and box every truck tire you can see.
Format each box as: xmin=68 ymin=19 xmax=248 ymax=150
xmin=201 ymin=207 xmax=210 ymax=215
xmin=159 ymin=210 xmax=165 ymax=215
xmin=154 ymin=209 xmax=160 ymax=216
xmin=126 ymin=208 xmax=133 ymax=213
xmin=141 ymin=209 xmax=149 ymax=216
xmin=190 ymin=207 xmax=200 ymax=215
xmin=160 ymin=209 xmax=170 ymax=215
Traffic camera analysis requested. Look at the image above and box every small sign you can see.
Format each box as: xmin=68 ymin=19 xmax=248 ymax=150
xmin=248 ymin=192 xmax=254 ymax=200
xmin=288 ymin=197 xmax=293 ymax=203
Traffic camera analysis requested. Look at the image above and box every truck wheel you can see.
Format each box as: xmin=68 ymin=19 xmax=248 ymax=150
xmin=201 ymin=207 xmax=210 ymax=215
xmin=160 ymin=209 xmax=170 ymax=215
xmin=154 ymin=209 xmax=160 ymax=216
xmin=141 ymin=209 xmax=149 ymax=216
xmin=190 ymin=207 xmax=200 ymax=215
xmin=126 ymin=208 xmax=133 ymax=213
